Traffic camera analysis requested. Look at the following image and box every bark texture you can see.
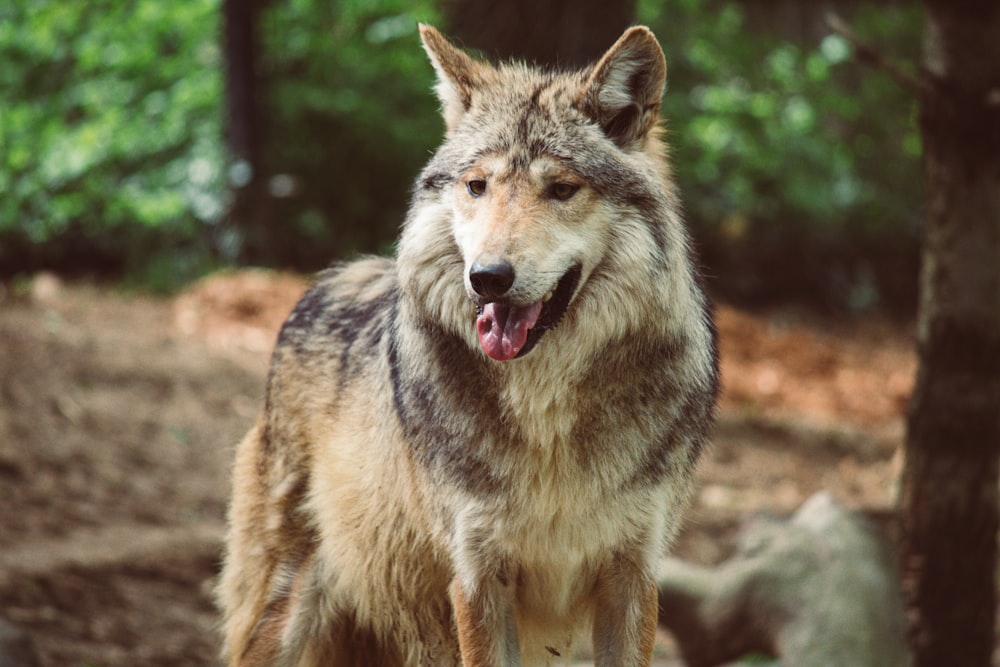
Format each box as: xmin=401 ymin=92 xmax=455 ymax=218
xmin=901 ymin=2 xmax=1000 ymax=665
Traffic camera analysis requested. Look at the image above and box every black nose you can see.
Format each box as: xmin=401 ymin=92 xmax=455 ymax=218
xmin=469 ymin=260 xmax=515 ymax=299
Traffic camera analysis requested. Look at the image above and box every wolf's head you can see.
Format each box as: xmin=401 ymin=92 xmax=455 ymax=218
xmin=401 ymin=25 xmax=685 ymax=363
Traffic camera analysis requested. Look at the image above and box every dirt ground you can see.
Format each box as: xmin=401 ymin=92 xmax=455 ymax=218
xmin=0 ymin=269 xmax=916 ymax=666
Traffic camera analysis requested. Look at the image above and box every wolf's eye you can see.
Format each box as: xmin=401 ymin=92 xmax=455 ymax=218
xmin=467 ymin=180 xmax=487 ymax=197
xmin=549 ymin=183 xmax=580 ymax=201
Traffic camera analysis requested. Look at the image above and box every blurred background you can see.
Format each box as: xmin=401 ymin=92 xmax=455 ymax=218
xmin=1 ymin=2 xmax=949 ymax=665
xmin=0 ymin=0 xmax=922 ymax=316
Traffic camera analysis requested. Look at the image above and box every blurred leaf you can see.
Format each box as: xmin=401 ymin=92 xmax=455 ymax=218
xmin=641 ymin=0 xmax=922 ymax=313
xmin=0 ymin=0 xmax=223 ymax=281
xmin=1 ymin=0 xmax=923 ymax=313
xmin=253 ymin=0 xmax=441 ymax=267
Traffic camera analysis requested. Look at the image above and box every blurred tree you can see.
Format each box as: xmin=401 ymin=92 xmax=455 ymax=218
xmin=254 ymin=0 xmax=440 ymax=268
xmin=443 ymin=0 xmax=634 ymax=67
xmin=900 ymin=1 xmax=1000 ymax=665
xmin=222 ymin=0 xmax=271 ymax=262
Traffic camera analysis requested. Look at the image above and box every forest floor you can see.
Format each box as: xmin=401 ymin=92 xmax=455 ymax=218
xmin=0 ymin=269 xmax=916 ymax=666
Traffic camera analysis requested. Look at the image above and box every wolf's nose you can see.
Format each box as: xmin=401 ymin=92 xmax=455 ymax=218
xmin=470 ymin=260 xmax=515 ymax=299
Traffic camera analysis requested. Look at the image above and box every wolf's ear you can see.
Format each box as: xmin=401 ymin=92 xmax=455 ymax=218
xmin=579 ymin=27 xmax=667 ymax=148
xmin=419 ymin=24 xmax=483 ymax=132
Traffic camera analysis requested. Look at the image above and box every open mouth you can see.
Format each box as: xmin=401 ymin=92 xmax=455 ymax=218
xmin=475 ymin=263 xmax=582 ymax=361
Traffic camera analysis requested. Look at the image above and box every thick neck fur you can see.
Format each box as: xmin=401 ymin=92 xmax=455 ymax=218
xmin=395 ymin=152 xmax=706 ymax=451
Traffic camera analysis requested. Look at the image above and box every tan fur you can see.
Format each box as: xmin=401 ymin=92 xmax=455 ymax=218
xmin=218 ymin=25 xmax=718 ymax=667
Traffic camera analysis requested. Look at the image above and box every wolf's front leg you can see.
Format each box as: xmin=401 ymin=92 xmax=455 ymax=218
xmin=592 ymin=556 xmax=658 ymax=667
xmin=450 ymin=575 xmax=521 ymax=667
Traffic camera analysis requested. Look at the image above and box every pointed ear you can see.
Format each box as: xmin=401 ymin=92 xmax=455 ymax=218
xmin=419 ymin=24 xmax=483 ymax=132
xmin=578 ymin=27 xmax=667 ymax=148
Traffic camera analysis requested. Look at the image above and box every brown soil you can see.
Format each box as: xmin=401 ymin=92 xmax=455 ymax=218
xmin=0 ymin=270 xmax=915 ymax=666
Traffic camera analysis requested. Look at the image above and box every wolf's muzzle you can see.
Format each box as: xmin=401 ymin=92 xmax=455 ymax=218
xmin=469 ymin=259 xmax=515 ymax=300
xmin=472 ymin=262 xmax=582 ymax=361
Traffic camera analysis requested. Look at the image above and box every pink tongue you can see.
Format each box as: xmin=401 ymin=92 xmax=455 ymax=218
xmin=476 ymin=301 xmax=544 ymax=361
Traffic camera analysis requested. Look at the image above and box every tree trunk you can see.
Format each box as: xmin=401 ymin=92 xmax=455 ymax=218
xmin=222 ymin=0 xmax=269 ymax=263
xmin=443 ymin=0 xmax=635 ymax=68
xmin=901 ymin=2 xmax=1000 ymax=666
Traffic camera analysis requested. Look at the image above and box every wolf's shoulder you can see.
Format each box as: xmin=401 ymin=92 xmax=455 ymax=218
xmin=313 ymin=255 xmax=398 ymax=305
xmin=273 ymin=255 xmax=399 ymax=356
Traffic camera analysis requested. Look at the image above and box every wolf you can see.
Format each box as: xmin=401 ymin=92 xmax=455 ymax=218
xmin=217 ymin=24 xmax=719 ymax=667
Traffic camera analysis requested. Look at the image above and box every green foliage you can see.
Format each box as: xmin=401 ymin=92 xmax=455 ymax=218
xmin=256 ymin=0 xmax=441 ymax=268
xmin=640 ymin=0 xmax=923 ymax=313
xmin=0 ymin=0 xmax=224 ymax=288
xmin=1 ymin=0 xmax=924 ymax=310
